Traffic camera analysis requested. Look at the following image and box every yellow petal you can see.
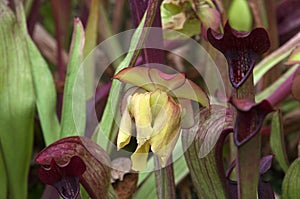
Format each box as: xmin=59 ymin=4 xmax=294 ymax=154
xmin=130 ymin=92 xmax=153 ymax=145
xmin=151 ymin=128 xmax=180 ymax=167
xmin=117 ymin=105 xmax=132 ymax=150
xmin=150 ymin=95 xmax=182 ymax=167
xmin=131 ymin=142 xmax=151 ymax=171
xmin=150 ymin=89 xmax=168 ymax=118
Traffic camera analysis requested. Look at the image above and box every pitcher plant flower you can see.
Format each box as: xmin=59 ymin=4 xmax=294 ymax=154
xmin=207 ymin=22 xmax=270 ymax=88
xmin=35 ymin=136 xmax=112 ymax=199
xmin=114 ymin=67 xmax=209 ymax=171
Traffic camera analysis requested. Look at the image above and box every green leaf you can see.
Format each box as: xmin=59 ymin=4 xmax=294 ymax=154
xmin=135 ymin=170 xmax=156 ymax=198
xmin=182 ymin=105 xmax=232 ymax=199
xmin=94 ymin=0 xmax=160 ymax=151
xmin=173 ymin=155 xmax=189 ymax=183
xmin=0 ymin=3 xmax=35 ymax=199
xmin=27 ymin=30 xmax=60 ymax=146
xmin=83 ymin=0 xmax=100 ymax=98
xmin=254 ymin=51 xmax=291 ymax=86
xmin=282 ymin=158 xmax=300 ymax=199
xmin=255 ymin=64 xmax=298 ymax=102
xmin=270 ymin=110 xmax=289 ymax=172
xmin=83 ymin=0 xmax=99 ymax=57
xmin=254 ymin=33 xmax=300 ymax=85
xmin=60 ymin=18 xmax=86 ymax=138
xmin=285 ymin=46 xmax=300 ymax=65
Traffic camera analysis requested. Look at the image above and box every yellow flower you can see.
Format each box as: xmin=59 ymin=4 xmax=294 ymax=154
xmin=114 ymin=67 xmax=209 ymax=171
xmin=118 ymin=90 xmax=182 ymax=170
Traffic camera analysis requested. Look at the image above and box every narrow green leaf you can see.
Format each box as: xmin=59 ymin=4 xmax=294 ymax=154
xmin=285 ymin=46 xmax=300 ymax=65
xmin=270 ymin=110 xmax=289 ymax=172
xmin=0 ymin=3 xmax=34 ymax=199
xmin=135 ymin=171 xmax=156 ymax=198
xmin=60 ymin=18 xmax=86 ymax=137
xmin=282 ymin=158 xmax=300 ymax=199
xmin=83 ymin=0 xmax=100 ymax=99
xmin=95 ymin=0 xmax=160 ymax=151
xmin=254 ymin=32 xmax=300 ymax=85
xmin=27 ymin=31 xmax=60 ymax=146
xmin=255 ymin=64 xmax=298 ymax=102
xmin=254 ymin=50 xmax=290 ymax=85
xmin=84 ymin=0 xmax=99 ymax=57
xmin=173 ymin=155 xmax=189 ymax=184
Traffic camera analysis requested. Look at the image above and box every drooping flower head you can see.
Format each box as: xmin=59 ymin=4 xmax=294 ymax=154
xmin=114 ymin=66 xmax=209 ymax=170
xmin=207 ymin=22 xmax=270 ymax=88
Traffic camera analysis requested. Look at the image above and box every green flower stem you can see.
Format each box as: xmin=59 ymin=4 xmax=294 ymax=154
xmin=154 ymin=156 xmax=176 ymax=199
xmin=236 ymin=75 xmax=260 ymax=199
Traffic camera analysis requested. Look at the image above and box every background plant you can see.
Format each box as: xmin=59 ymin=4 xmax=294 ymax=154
xmin=1 ymin=0 xmax=300 ymax=199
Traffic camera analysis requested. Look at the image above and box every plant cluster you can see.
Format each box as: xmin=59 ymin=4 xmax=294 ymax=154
xmin=1 ymin=0 xmax=300 ymax=199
